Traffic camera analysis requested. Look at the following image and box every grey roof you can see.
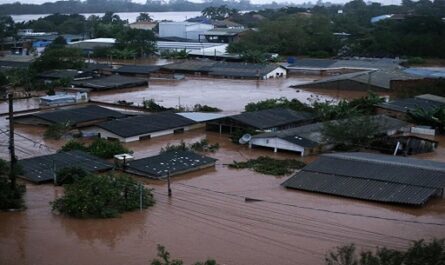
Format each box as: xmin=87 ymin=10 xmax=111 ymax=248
xmin=282 ymin=152 xmax=445 ymax=205
xmin=0 ymin=60 xmax=31 ymax=70
xmin=287 ymin=58 xmax=401 ymax=71
xmin=282 ymin=171 xmax=437 ymax=205
xmin=294 ymin=69 xmax=419 ymax=90
xmin=415 ymin=94 xmax=445 ymax=104
xmin=38 ymin=69 xmax=88 ymax=80
xmin=377 ymin=97 xmax=444 ymax=113
xmin=252 ymin=115 xmax=409 ymax=147
xmin=229 ymin=108 xmax=315 ymax=130
xmin=18 ymin=150 xmax=113 ymax=184
xmin=97 ymin=112 xmax=196 ymax=138
xmin=162 ymin=61 xmax=284 ymax=78
xmin=72 ymin=75 xmax=147 ymax=90
xmin=30 ymin=105 xmax=125 ymax=126
xmin=112 ymin=65 xmax=161 ymax=75
xmin=125 ymin=150 xmax=217 ymax=179
xmin=203 ymin=28 xmax=247 ymax=36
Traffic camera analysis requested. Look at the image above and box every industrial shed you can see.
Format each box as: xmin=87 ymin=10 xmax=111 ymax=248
xmin=14 ymin=105 xmax=126 ymax=128
xmin=83 ymin=112 xmax=198 ymax=143
xmin=282 ymin=152 xmax=445 ymax=206
xmin=208 ymin=108 xmax=315 ymax=133
xmin=292 ymin=69 xmax=419 ymax=91
xmin=376 ymin=94 xmax=445 ymax=120
xmin=18 ymin=150 xmax=113 ymax=184
xmin=124 ymin=150 xmax=217 ymax=179
xmin=112 ymin=65 xmax=161 ymax=77
xmin=72 ymin=75 xmax=148 ymax=91
xmin=161 ymin=61 xmax=287 ymax=79
xmin=249 ymin=115 xmax=410 ymax=156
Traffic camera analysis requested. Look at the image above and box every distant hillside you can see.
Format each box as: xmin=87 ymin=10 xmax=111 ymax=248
xmin=0 ymin=0 xmax=292 ymax=15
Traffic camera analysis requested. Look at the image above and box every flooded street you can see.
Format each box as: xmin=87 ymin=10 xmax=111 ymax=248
xmin=1 ymin=77 xmax=445 ymax=265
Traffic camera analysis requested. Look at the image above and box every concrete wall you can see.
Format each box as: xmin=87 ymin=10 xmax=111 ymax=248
xmin=82 ymin=124 xmax=198 ymax=143
xmin=250 ymin=137 xmax=306 ymax=156
xmin=264 ymin=67 xmax=287 ymax=79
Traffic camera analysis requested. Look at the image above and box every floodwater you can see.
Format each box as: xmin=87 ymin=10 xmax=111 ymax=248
xmin=90 ymin=76 xmax=327 ymax=114
xmin=1 ymin=77 xmax=445 ymax=265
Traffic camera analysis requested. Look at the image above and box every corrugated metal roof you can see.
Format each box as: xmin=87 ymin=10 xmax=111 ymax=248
xmin=376 ymin=97 xmax=444 ymax=113
xmin=229 ymin=108 xmax=314 ymax=130
xmin=112 ymin=65 xmax=161 ymax=75
xmin=125 ymin=150 xmax=217 ymax=179
xmin=72 ymin=75 xmax=147 ymax=90
xmin=30 ymin=105 xmax=125 ymax=126
xmin=282 ymin=171 xmax=437 ymax=205
xmin=97 ymin=112 xmax=196 ymax=138
xmin=282 ymin=152 xmax=445 ymax=206
xmin=177 ymin=112 xmax=227 ymax=122
xmin=18 ymin=150 xmax=113 ymax=184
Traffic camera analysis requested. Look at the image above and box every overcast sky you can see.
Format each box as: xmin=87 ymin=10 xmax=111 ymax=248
xmin=2 ymin=0 xmax=401 ymax=5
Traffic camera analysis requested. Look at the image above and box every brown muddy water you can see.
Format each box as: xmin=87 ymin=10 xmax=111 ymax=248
xmin=0 ymin=77 xmax=444 ymax=265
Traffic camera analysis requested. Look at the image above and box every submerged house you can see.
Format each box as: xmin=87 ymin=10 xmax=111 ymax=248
xmin=249 ymin=115 xmax=410 ymax=156
xmin=112 ymin=65 xmax=161 ymax=78
xmin=376 ymin=94 xmax=445 ymax=120
xmin=14 ymin=105 xmax=125 ymax=128
xmin=124 ymin=150 xmax=217 ymax=179
xmin=161 ymin=61 xmax=287 ymax=79
xmin=207 ymin=108 xmax=315 ymax=134
xmin=282 ymin=152 xmax=445 ymax=206
xmin=82 ymin=112 xmax=198 ymax=143
xmin=18 ymin=150 xmax=113 ymax=184
xmin=71 ymin=75 xmax=148 ymax=91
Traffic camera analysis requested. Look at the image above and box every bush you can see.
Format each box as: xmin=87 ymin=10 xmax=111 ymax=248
xmin=60 ymin=140 xmax=88 ymax=152
xmin=192 ymin=104 xmax=222 ymax=113
xmin=151 ymin=244 xmax=217 ymax=265
xmin=51 ymin=174 xmax=155 ymax=218
xmin=325 ymin=239 xmax=445 ymax=265
xmin=0 ymin=177 xmax=26 ymax=210
xmin=0 ymin=159 xmax=26 ymax=210
xmin=229 ymin=156 xmax=306 ymax=176
xmin=244 ymin=97 xmax=312 ymax=113
xmin=44 ymin=122 xmax=71 ymax=140
xmin=143 ymin=99 xmax=171 ymax=112
xmin=160 ymin=139 xmax=219 ymax=154
xmin=55 ymin=167 xmax=88 ymax=185
xmin=88 ymin=138 xmax=129 ymax=159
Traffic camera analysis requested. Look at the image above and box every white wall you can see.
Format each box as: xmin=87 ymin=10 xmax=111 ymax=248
xmin=264 ymin=67 xmax=287 ymax=79
xmin=250 ymin=137 xmax=305 ymax=156
xmin=82 ymin=125 xmax=197 ymax=143
xmin=159 ymin=22 xmax=213 ymax=40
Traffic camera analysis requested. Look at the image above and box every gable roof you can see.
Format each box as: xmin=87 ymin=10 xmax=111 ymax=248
xmin=112 ymin=65 xmax=161 ymax=75
xmin=282 ymin=152 xmax=445 ymax=205
xmin=30 ymin=105 xmax=125 ymax=126
xmin=294 ymin=69 xmax=418 ymax=90
xmin=252 ymin=115 xmax=409 ymax=146
xmin=18 ymin=150 xmax=113 ymax=184
xmin=376 ymin=97 xmax=444 ymax=113
xmin=97 ymin=112 xmax=196 ymax=138
xmin=125 ymin=150 xmax=217 ymax=179
xmin=229 ymin=108 xmax=314 ymax=130
xmin=72 ymin=75 xmax=148 ymax=90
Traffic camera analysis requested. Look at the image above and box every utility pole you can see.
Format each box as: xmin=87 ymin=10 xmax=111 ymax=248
xmin=167 ymin=171 xmax=172 ymax=197
xmin=8 ymin=93 xmax=16 ymax=189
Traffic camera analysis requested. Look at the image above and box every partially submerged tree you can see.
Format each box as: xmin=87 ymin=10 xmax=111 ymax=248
xmin=51 ymin=174 xmax=155 ymax=218
xmin=151 ymin=244 xmax=218 ymax=265
xmin=136 ymin=12 xmax=153 ymax=22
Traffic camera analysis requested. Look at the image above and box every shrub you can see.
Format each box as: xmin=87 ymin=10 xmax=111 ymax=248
xmin=151 ymin=244 xmax=218 ymax=265
xmin=51 ymin=174 xmax=155 ymax=218
xmin=192 ymin=104 xmax=222 ymax=113
xmin=55 ymin=167 xmax=88 ymax=185
xmin=0 ymin=177 xmax=26 ymax=210
xmin=160 ymin=139 xmax=219 ymax=153
xmin=229 ymin=156 xmax=306 ymax=176
xmin=88 ymin=138 xmax=129 ymax=159
xmin=143 ymin=99 xmax=171 ymax=112
xmin=0 ymin=159 xmax=26 ymax=210
xmin=244 ymin=97 xmax=312 ymax=112
xmin=44 ymin=122 xmax=71 ymax=140
xmin=60 ymin=140 xmax=88 ymax=152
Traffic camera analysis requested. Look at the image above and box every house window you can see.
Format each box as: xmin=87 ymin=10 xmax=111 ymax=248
xmin=107 ymin=137 xmax=119 ymax=142
xmin=139 ymin=135 xmax=151 ymax=140
xmin=174 ymin=128 xmax=185 ymax=134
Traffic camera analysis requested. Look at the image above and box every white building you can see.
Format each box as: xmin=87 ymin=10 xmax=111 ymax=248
xmin=159 ymin=22 xmax=214 ymax=41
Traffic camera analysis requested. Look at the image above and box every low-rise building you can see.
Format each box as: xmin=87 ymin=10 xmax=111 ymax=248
xmin=71 ymin=75 xmax=148 ymax=91
xmin=376 ymin=94 xmax=445 ymax=120
xmin=249 ymin=115 xmax=410 ymax=156
xmin=82 ymin=112 xmax=198 ymax=143
xmin=282 ymin=152 xmax=445 ymax=206
xmin=159 ymin=22 xmax=214 ymax=41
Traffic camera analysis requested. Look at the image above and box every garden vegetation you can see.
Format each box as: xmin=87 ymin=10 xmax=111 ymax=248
xmin=229 ymin=156 xmax=306 ymax=176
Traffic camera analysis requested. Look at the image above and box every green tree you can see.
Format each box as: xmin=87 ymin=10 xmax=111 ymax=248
xmin=136 ymin=12 xmax=153 ymax=22
xmin=51 ymin=174 xmax=155 ymax=218
xmin=31 ymin=47 xmax=85 ymax=73
xmin=151 ymin=245 xmax=218 ymax=265
xmin=116 ymin=28 xmax=156 ymax=57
